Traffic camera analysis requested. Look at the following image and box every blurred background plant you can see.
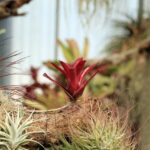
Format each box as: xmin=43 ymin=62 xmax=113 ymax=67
xmin=23 ymin=40 xmax=116 ymax=110
xmin=23 ymin=66 xmax=67 ymax=110
xmin=104 ymin=7 xmax=150 ymax=54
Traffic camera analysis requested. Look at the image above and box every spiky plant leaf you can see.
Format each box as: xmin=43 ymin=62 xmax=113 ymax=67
xmin=66 ymin=39 xmax=80 ymax=58
xmin=57 ymin=39 xmax=74 ymax=63
xmin=58 ymin=39 xmax=89 ymax=63
xmin=82 ymin=38 xmax=89 ymax=58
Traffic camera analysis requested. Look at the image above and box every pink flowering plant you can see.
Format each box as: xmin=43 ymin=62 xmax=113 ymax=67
xmin=44 ymin=58 xmax=106 ymax=102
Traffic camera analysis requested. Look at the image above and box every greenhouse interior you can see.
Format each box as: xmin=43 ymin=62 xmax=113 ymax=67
xmin=0 ymin=0 xmax=150 ymax=149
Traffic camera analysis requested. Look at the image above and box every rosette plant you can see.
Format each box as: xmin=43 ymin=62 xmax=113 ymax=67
xmin=44 ymin=58 xmax=106 ymax=102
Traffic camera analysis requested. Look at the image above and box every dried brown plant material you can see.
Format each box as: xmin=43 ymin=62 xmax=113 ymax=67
xmin=0 ymin=90 xmax=18 ymax=124
xmin=24 ymin=97 xmax=121 ymax=145
xmin=0 ymin=94 xmax=136 ymax=149
xmin=0 ymin=0 xmax=32 ymax=19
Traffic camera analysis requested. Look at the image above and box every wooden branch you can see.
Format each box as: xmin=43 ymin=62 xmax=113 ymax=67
xmin=0 ymin=0 xmax=32 ymax=19
xmin=86 ymin=37 xmax=150 ymax=67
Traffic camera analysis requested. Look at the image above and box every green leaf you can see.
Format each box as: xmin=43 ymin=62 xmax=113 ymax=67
xmin=58 ymin=40 xmax=74 ymax=63
xmin=66 ymin=39 xmax=80 ymax=59
xmin=82 ymin=38 xmax=89 ymax=58
xmin=0 ymin=29 xmax=6 ymax=35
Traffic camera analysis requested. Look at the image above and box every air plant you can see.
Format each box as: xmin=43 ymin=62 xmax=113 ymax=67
xmin=57 ymin=110 xmax=136 ymax=150
xmin=43 ymin=58 xmax=106 ymax=102
xmin=0 ymin=108 xmax=44 ymax=150
xmin=0 ymin=52 xmax=22 ymax=78
xmin=0 ymin=52 xmax=26 ymax=94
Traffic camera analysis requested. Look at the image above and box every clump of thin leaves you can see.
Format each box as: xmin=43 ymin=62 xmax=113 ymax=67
xmin=0 ymin=108 xmax=44 ymax=150
xmin=56 ymin=110 xmax=136 ymax=150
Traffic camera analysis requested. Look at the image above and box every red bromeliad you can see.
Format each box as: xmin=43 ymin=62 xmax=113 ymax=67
xmin=43 ymin=58 xmax=106 ymax=102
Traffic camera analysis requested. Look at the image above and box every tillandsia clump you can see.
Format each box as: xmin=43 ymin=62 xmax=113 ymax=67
xmin=52 ymin=105 xmax=136 ymax=150
xmin=0 ymin=108 xmax=44 ymax=150
xmin=44 ymin=58 xmax=107 ymax=102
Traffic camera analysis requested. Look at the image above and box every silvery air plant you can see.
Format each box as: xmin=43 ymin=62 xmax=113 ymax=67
xmin=0 ymin=109 xmax=44 ymax=150
xmin=43 ymin=58 xmax=106 ymax=102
